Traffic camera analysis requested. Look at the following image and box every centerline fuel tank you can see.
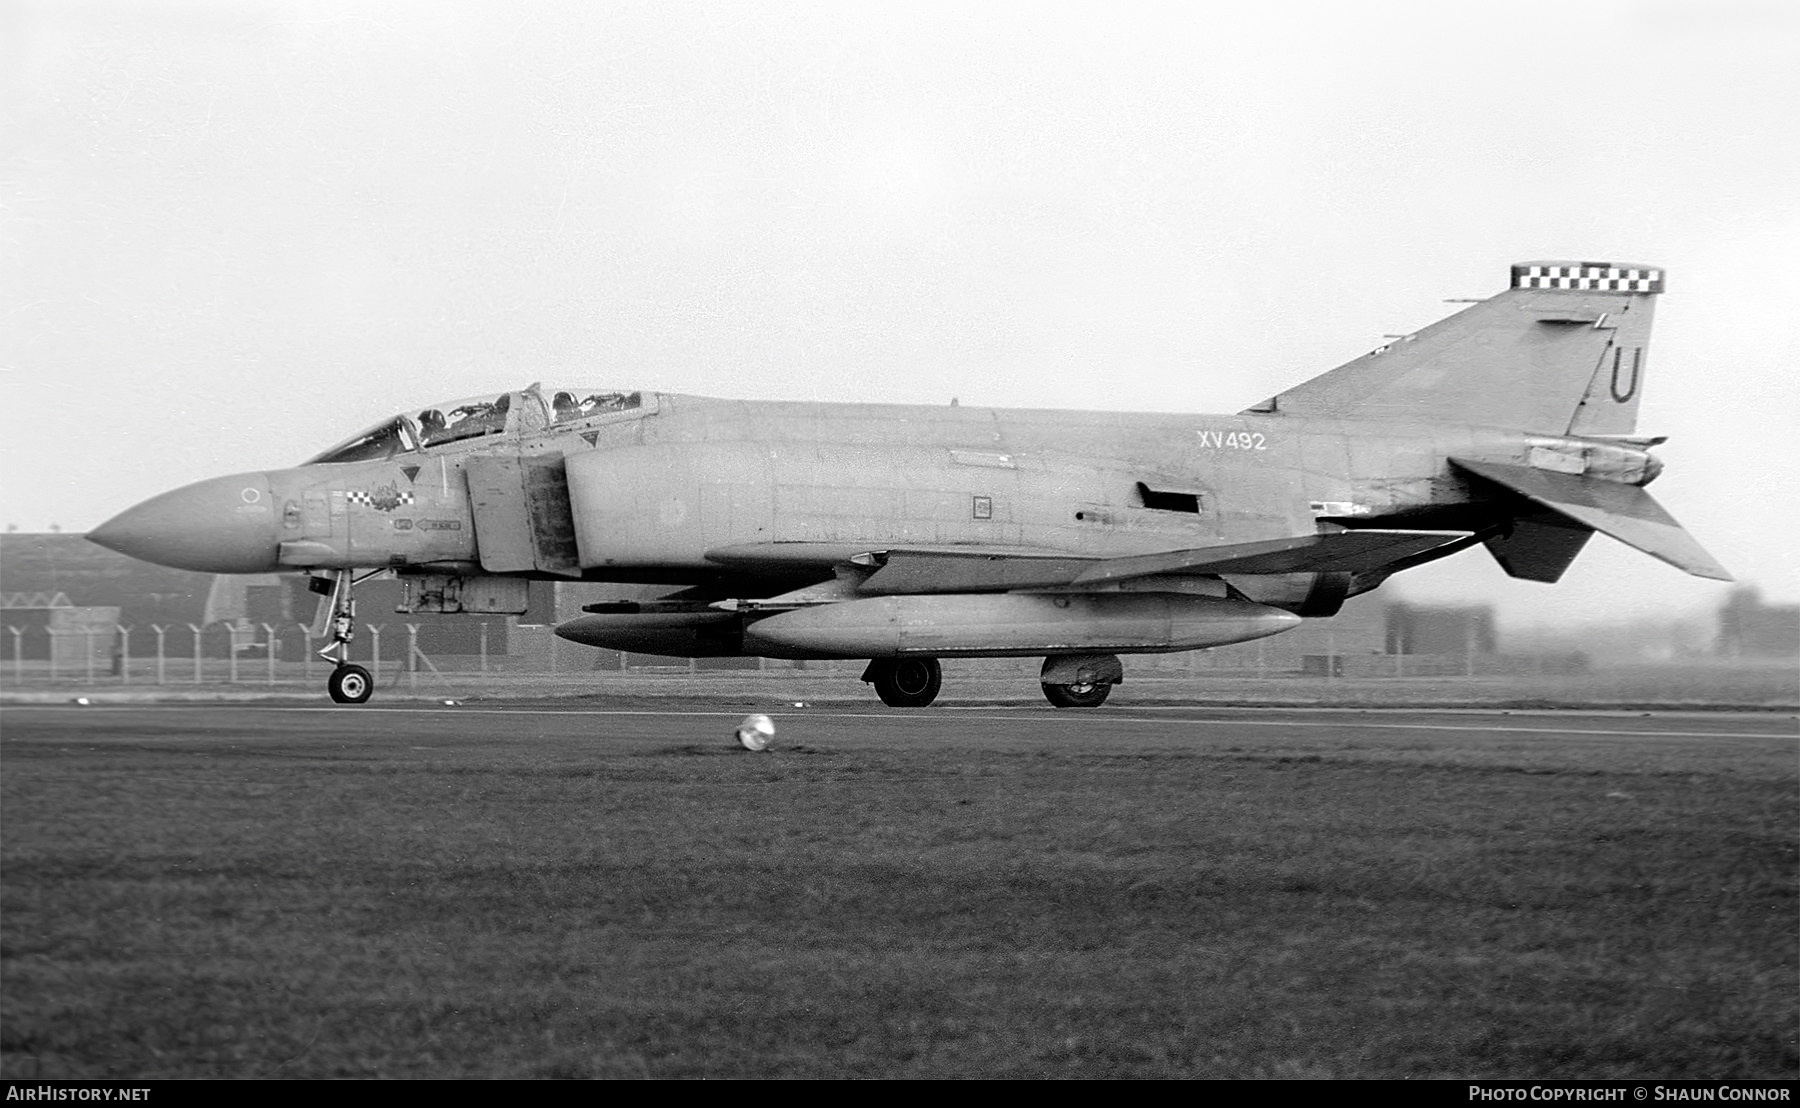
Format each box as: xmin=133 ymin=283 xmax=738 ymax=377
xmin=740 ymin=592 xmax=1299 ymax=660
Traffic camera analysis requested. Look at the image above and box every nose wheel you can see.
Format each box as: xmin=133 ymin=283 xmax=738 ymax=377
xmin=328 ymin=663 xmax=374 ymax=704
xmin=313 ymin=569 xmax=379 ymax=704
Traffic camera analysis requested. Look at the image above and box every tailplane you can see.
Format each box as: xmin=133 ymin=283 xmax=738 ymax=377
xmin=1451 ymin=458 xmax=1731 ymax=582
xmin=1248 ymin=261 xmax=1663 ymax=436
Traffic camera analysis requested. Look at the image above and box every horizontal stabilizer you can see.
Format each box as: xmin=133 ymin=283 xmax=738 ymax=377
xmin=1450 ymin=458 xmax=1730 ymax=581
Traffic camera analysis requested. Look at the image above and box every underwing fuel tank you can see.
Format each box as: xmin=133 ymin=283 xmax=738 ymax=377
xmin=741 ymin=593 xmax=1300 ymax=660
xmin=553 ymin=609 xmax=743 ymax=657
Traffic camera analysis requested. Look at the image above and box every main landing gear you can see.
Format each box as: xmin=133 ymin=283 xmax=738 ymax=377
xmin=1041 ymin=679 xmax=1111 ymax=708
xmin=857 ymin=654 xmax=1123 ymax=708
xmin=313 ymin=569 xmax=377 ymax=704
xmin=1038 ymin=654 xmax=1123 ymax=709
xmin=862 ymin=657 xmax=943 ymax=707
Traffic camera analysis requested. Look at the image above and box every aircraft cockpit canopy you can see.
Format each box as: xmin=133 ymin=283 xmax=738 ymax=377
xmin=545 ymin=389 xmax=641 ymax=425
xmin=302 ymin=388 xmax=646 ymax=465
xmin=415 ymin=393 xmax=513 ymax=446
xmin=303 ymin=415 xmax=422 ymax=466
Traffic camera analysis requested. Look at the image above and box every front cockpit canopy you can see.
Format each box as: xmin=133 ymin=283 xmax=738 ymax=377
xmin=303 ymin=387 xmax=644 ymax=464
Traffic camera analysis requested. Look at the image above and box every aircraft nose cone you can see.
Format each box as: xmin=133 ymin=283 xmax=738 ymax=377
xmin=88 ymin=472 xmax=280 ymax=573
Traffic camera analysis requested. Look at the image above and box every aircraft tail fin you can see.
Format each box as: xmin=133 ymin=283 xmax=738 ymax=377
xmin=1248 ymin=261 xmax=1663 ymax=436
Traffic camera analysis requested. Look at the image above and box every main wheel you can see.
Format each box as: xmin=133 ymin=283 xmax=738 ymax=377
xmin=1042 ymin=680 xmax=1111 ymax=708
xmin=869 ymin=657 xmax=942 ymax=707
xmin=327 ymin=663 xmax=374 ymax=705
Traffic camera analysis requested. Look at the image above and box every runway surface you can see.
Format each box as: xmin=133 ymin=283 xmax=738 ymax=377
xmin=6 ymin=699 xmax=1794 ymax=761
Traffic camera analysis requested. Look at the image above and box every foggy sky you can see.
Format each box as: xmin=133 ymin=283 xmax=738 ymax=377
xmin=4 ymin=0 xmax=1796 ymax=629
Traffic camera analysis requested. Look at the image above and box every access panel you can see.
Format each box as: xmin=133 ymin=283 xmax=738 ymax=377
xmin=465 ymin=454 xmax=582 ymax=576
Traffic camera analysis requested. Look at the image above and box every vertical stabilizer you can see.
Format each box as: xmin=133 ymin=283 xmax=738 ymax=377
xmin=1249 ymin=262 xmax=1662 ymax=435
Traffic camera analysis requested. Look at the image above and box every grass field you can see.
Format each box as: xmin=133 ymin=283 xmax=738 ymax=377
xmin=2 ymin=703 xmax=1795 ymax=1079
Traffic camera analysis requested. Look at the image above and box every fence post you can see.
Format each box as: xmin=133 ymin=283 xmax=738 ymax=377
xmin=368 ymin=625 xmax=382 ymax=685
xmin=48 ymin=628 xmax=59 ymax=680
xmin=188 ymin=623 xmax=204 ymax=683
xmin=262 ymin=624 xmax=277 ymax=685
xmin=117 ymin=625 xmax=132 ymax=685
xmin=85 ymin=628 xmax=97 ymax=684
xmin=478 ymin=621 xmax=488 ymax=674
xmin=8 ymin=626 xmax=22 ymax=686
xmin=152 ymin=625 xmax=167 ymax=685
xmin=298 ymin=623 xmax=313 ymax=683
xmin=227 ymin=623 xmax=240 ymax=684
xmin=406 ymin=624 xmax=419 ymax=691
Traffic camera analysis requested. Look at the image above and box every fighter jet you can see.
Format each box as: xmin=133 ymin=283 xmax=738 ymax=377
xmin=89 ymin=260 xmax=1728 ymax=706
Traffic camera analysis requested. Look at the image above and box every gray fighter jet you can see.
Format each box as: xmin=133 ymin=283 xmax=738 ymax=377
xmin=89 ymin=260 xmax=1728 ymax=706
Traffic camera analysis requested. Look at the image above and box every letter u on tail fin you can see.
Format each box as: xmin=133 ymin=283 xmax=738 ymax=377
xmin=1247 ymin=261 xmax=1664 ymax=436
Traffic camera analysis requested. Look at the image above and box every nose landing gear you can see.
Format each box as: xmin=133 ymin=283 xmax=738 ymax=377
xmin=313 ymin=570 xmax=377 ymax=704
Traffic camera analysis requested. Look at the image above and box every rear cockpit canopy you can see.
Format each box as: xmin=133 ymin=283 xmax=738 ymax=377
xmin=545 ymin=389 xmax=642 ymax=424
xmin=303 ymin=386 xmax=646 ymax=464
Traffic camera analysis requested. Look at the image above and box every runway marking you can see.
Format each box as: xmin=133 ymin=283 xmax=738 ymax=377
xmin=23 ymin=704 xmax=1793 ymax=741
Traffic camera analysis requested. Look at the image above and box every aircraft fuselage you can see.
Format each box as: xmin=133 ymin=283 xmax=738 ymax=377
xmin=91 ymin=393 xmax=1649 ymax=584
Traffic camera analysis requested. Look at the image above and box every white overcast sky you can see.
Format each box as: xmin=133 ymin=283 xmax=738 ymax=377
xmin=3 ymin=0 xmax=1796 ymax=628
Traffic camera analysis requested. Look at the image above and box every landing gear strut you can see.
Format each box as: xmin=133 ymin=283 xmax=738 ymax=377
xmin=314 ymin=570 xmax=376 ymax=705
xmin=863 ymin=657 xmax=942 ymax=707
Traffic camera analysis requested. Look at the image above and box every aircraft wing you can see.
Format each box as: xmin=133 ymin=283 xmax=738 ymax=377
xmin=1449 ymin=457 xmax=1731 ymax=581
xmin=707 ymin=530 xmax=1470 ymax=595
xmin=1064 ymin=529 xmax=1467 ymax=584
